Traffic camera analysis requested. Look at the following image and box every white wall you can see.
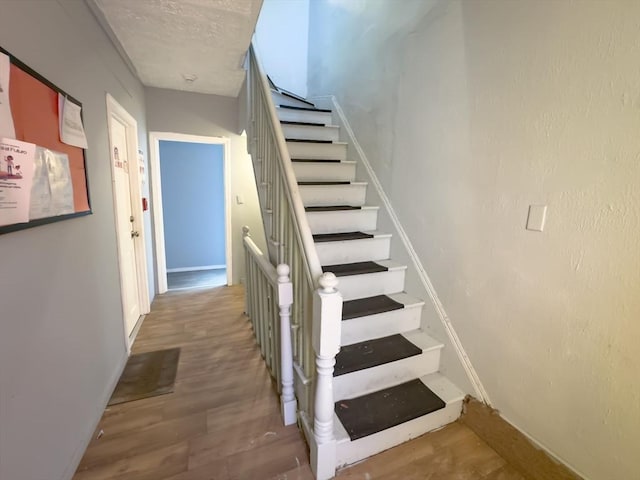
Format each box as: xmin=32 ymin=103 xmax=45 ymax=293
xmin=308 ymin=1 xmax=640 ymax=479
xmin=145 ymin=86 xmax=267 ymax=284
xmin=254 ymin=0 xmax=309 ymax=97
xmin=0 ymin=1 xmax=151 ymax=479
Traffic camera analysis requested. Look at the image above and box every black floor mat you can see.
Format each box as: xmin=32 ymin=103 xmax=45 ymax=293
xmin=335 ymin=334 xmax=421 ymax=376
xmin=342 ymin=295 xmax=404 ymax=320
xmin=335 ymin=379 xmax=446 ymax=441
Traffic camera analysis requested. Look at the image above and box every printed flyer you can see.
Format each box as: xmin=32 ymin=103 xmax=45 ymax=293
xmin=0 ymin=138 xmax=36 ymax=226
xmin=29 ymin=147 xmax=74 ymax=220
xmin=0 ymin=52 xmax=15 ymax=138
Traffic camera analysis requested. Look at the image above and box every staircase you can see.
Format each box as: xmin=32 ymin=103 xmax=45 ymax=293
xmin=270 ymin=89 xmax=466 ymax=469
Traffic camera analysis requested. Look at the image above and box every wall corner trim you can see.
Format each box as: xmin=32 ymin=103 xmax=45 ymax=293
xmin=319 ymin=95 xmax=491 ymax=405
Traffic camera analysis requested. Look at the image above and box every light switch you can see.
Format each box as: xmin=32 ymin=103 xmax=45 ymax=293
xmin=236 ymin=195 xmax=244 ymax=205
xmin=526 ymin=205 xmax=547 ymax=232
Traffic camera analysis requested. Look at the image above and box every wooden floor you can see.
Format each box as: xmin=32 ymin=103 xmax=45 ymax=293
xmin=73 ymin=285 xmax=525 ymax=480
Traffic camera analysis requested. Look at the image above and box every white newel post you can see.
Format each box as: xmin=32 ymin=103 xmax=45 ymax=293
xmin=242 ymin=226 xmax=251 ymax=317
xmin=311 ymin=272 xmax=342 ymax=480
xmin=277 ymin=264 xmax=296 ymax=425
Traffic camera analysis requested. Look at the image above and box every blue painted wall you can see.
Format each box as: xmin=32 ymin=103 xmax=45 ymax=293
xmin=159 ymin=141 xmax=225 ymax=270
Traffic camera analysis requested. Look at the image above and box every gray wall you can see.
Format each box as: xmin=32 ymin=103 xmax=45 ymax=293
xmin=0 ymin=1 xmax=151 ymax=479
xmin=146 ymin=87 xmax=266 ymax=284
xmin=307 ymin=1 xmax=640 ymax=479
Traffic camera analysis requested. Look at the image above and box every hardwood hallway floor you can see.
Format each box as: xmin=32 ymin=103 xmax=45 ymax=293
xmin=73 ymin=286 xmax=525 ymax=480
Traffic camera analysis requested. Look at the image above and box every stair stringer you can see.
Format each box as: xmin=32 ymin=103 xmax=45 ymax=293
xmin=310 ymin=95 xmax=489 ymax=405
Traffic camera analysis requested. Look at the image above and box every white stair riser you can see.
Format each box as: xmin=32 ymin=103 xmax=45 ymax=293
xmin=315 ymin=236 xmax=390 ymax=265
xmin=293 ymin=161 xmax=355 ymax=182
xmin=299 ymin=184 xmax=367 ymax=207
xmin=271 ymin=91 xmax=315 ymax=109
xmin=283 ymin=124 xmax=339 ymax=142
xmin=307 ymin=209 xmax=378 ymax=235
xmin=335 ymin=400 xmax=463 ymax=467
xmin=335 ymin=269 xmax=406 ymax=301
xmin=341 ymin=305 xmax=422 ymax=345
xmin=277 ymin=108 xmax=332 ymax=125
xmin=287 ymin=142 xmax=347 ymax=161
xmin=334 ymin=348 xmax=442 ymax=402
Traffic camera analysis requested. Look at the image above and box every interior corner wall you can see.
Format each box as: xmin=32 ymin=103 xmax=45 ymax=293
xmin=0 ymin=1 xmax=151 ymax=479
xmin=254 ymin=0 xmax=310 ymax=97
xmin=307 ymin=1 xmax=640 ymax=479
xmin=145 ymin=86 xmax=267 ymax=284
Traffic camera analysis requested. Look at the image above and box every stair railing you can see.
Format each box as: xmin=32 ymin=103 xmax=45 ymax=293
xmin=243 ymin=227 xmax=296 ymax=425
xmin=246 ymin=42 xmax=342 ymax=479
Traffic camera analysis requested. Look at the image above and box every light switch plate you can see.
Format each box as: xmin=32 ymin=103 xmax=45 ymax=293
xmin=527 ymin=205 xmax=547 ymax=232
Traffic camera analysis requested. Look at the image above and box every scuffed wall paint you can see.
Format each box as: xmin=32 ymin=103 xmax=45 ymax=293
xmin=308 ymin=1 xmax=640 ymax=478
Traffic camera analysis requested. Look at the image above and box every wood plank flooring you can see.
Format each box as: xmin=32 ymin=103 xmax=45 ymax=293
xmin=73 ymin=285 xmax=525 ymax=480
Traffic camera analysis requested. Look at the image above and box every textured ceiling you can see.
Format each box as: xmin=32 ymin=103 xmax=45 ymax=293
xmin=92 ymin=0 xmax=263 ymax=97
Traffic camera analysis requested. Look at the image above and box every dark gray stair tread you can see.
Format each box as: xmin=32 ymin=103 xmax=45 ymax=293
xmin=313 ymin=232 xmax=373 ymax=243
xmin=279 ymin=90 xmax=315 ymax=106
xmin=322 ymin=261 xmax=387 ymax=277
xmin=323 ymin=261 xmax=387 ymax=277
xmin=305 ymin=206 xmax=362 ymax=212
xmin=286 ymin=138 xmax=332 ymax=143
xmin=291 ymin=158 xmax=340 ymax=163
xmin=335 ymin=379 xmax=446 ymax=441
xmin=279 ymin=104 xmax=331 ymax=113
xmin=281 ymin=120 xmax=327 ymax=126
xmin=342 ymin=294 xmax=404 ymax=320
xmin=335 ymin=334 xmax=421 ymax=377
xmin=298 ymin=181 xmax=350 ymax=185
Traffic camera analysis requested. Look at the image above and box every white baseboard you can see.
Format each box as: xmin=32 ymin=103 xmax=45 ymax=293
xmin=61 ymin=350 xmax=128 ymax=480
xmin=166 ymin=265 xmax=226 ymax=273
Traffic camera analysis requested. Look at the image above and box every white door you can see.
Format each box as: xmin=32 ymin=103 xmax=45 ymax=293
xmin=109 ymin=112 xmax=141 ymax=336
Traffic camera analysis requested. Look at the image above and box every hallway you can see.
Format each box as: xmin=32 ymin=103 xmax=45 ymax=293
xmin=73 ymin=286 xmax=525 ymax=480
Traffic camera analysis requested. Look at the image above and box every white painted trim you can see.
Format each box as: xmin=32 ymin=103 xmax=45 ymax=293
xmin=320 ymin=95 xmax=491 ymax=405
xmin=62 ymin=350 xmax=128 ymax=479
xmin=106 ymin=94 xmax=151 ymax=354
xmin=166 ymin=265 xmax=226 ymax=273
xmin=149 ymin=132 xmax=233 ymax=294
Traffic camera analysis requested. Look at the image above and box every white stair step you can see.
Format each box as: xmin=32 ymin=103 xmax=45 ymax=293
xmin=282 ymin=123 xmax=340 ymax=142
xmin=271 ymin=90 xmax=315 ymax=109
xmin=315 ymin=231 xmax=391 ymax=265
xmin=287 ymin=141 xmax=348 ymax=161
xmin=292 ymin=160 xmax=355 ymax=182
xmin=334 ymin=331 xmax=443 ymax=402
xmin=341 ymin=293 xmax=424 ymax=345
xmin=307 ymin=206 xmax=378 ymax=234
xmin=299 ymin=182 xmax=367 ymax=207
xmin=334 ymin=373 xmax=465 ymax=467
xmin=277 ymin=106 xmax=332 ymax=125
xmin=329 ymin=260 xmax=406 ymax=301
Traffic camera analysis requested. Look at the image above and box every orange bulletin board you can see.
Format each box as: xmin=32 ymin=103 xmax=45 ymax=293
xmin=1 ymin=45 xmax=91 ymax=235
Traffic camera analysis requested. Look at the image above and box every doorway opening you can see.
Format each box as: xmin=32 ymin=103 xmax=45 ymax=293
xmin=149 ymin=133 xmax=232 ymax=294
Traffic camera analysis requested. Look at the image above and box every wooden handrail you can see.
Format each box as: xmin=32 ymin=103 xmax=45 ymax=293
xmin=249 ymin=42 xmax=323 ymax=289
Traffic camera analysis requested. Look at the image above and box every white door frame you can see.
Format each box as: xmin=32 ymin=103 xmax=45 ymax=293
xmin=149 ymin=132 xmax=232 ymax=294
xmin=106 ymin=94 xmax=151 ymax=353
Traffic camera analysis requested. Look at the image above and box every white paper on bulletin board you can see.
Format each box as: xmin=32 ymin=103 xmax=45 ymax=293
xmin=29 ymin=147 xmax=74 ymax=220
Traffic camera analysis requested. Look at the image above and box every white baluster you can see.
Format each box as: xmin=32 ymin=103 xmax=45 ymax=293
xmin=242 ymin=226 xmax=251 ymax=317
xmin=310 ymin=272 xmax=342 ymax=480
xmin=277 ymin=264 xmax=296 ymax=425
